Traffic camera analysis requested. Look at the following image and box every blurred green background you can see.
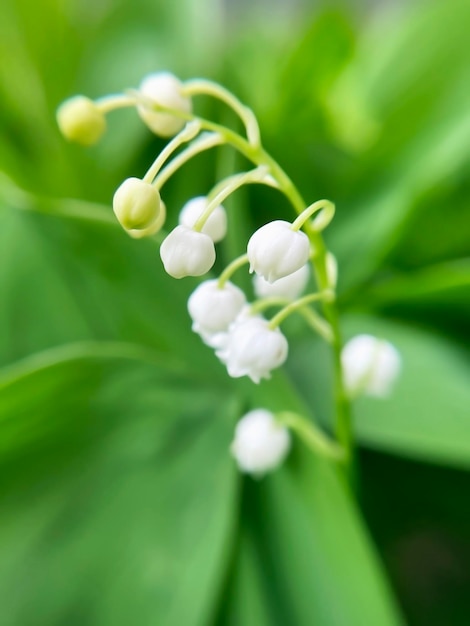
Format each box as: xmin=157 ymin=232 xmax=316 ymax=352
xmin=1 ymin=0 xmax=470 ymax=624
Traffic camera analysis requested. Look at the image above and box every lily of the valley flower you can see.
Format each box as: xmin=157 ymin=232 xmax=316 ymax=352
xmin=253 ymin=263 xmax=310 ymax=301
xmin=138 ymin=72 xmax=192 ymax=137
xmin=217 ymin=315 xmax=288 ymax=383
xmin=179 ymin=196 xmax=227 ymax=243
xmin=341 ymin=334 xmax=401 ymax=398
xmin=56 ymin=95 xmax=106 ymax=146
xmin=187 ymin=279 xmax=246 ymax=344
xmin=160 ymin=225 xmax=215 ymax=278
xmin=247 ymin=220 xmax=311 ymax=283
xmin=113 ymin=178 xmax=161 ymax=231
xmin=231 ymin=409 xmax=291 ymax=474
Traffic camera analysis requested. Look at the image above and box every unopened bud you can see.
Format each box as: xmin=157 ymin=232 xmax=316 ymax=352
xmin=56 ymin=96 xmax=106 ymax=146
xmin=113 ymin=178 xmax=161 ymax=231
xmin=138 ymin=72 xmax=192 ymax=137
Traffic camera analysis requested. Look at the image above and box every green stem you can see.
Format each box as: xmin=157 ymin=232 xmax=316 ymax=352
xmin=193 ymin=166 xmax=270 ymax=232
xmin=154 ymin=132 xmax=225 ymax=189
xmin=95 ymin=94 xmax=137 ymax=113
xmin=218 ymin=254 xmax=249 ymax=288
xmin=277 ymin=411 xmax=345 ymax=462
xmin=268 ymin=291 xmax=334 ymax=329
xmin=181 ymin=78 xmax=261 ymax=146
xmin=142 ymin=120 xmax=201 ymax=184
xmin=291 ymin=199 xmax=335 ymax=232
xmin=249 ymin=297 xmax=333 ymax=343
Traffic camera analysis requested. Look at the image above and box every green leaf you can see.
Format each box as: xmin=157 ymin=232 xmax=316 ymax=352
xmin=0 ymin=344 xmax=239 ymax=626
xmin=220 ymin=373 xmax=404 ymax=626
xmin=219 ymin=450 xmax=404 ymax=625
xmin=0 ymin=189 xmax=224 ymax=380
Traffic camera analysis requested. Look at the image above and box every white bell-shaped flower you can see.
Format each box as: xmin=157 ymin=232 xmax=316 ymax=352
xmin=253 ymin=263 xmax=310 ymax=301
xmin=188 ymin=279 xmax=246 ymax=344
xmin=341 ymin=334 xmax=401 ymax=398
xmin=217 ymin=315 xmax=288 ymax=383
xmin=56 ymin=95 xmax=106 ymax=146
xmin=179 ymin=196 xmax=227 ymax=243
xmin=160 ymin=225 xmax=215 ymax=279
xmin=247 ymin=220 xmax=311 ymax=283
xmin=113 ymin=178 xmax=161 ymax=231
xmin=138 ymin=72 xmax=192 ymax=137
xmin=231 ymin=409 xmax=291 ymax=475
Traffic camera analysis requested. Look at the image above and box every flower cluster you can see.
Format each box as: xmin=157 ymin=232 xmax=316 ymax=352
xmin=57 ymin=71 xmax=401 ymax=476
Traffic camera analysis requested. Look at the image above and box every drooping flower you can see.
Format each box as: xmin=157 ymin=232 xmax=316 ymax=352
xmin=231 ymin=409 xmax=291 ymax=475
xmin=188 ymin=279 xmax=246 ymax=345
xmin=253 ymin=263 xmax=310 ymax=301
xmin=113 ymin=178 xmax=161 ymax=231
xmin=179 ymin=196 xmax=227 ymax=243
xmin=217 ymin=315 xmax=288 ymax=383
xmin=247 ymin=220 xmax=311 ymax=283
xmin=138 ymin=72 xmax=192 ymax=137
xmin=56 ymin=96 xmax=106 ymax=146
xmin=160 ymin=225 xmax=215 ymax=278
xmin=341 ymin=334 xmax=401 ymax=398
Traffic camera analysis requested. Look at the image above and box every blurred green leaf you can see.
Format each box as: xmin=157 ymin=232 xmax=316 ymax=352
xmin=326 ymin=0 xmax=470 ymax=289
xmin=355 ymin=258 xmax=470 ymax=309
xmin=0 ymin=184 xmax=225 ymax=379
xmin=0 ymin=344 xmax=239 ymax=626
xmin=219 ymin=451 xmax=404 ymax=626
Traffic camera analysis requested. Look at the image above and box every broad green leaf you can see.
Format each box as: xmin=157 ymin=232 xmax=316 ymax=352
xmin=288 ymin=315 xmax=470 ymax=467
xmin=216 ymin=531 xmax=274 ymax=626
xmin=0 ymin=344 xmax=239 ymax=626
xmin=222 ymin=372 xmax=404 ymax=626
xmin=0 ymin=187 xmax=224 ymax=380
xmin=219 ymin=448 xmax=404 ymax=625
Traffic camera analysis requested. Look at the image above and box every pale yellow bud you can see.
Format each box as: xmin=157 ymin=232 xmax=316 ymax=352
xmin=113 ymin=178 xmax=161 ymax=231
xmin=56 ymin=96 xmax=106 ymax=146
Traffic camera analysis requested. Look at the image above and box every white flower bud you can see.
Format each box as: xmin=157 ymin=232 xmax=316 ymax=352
xmin=247 ymin=220 xmax=311 ymax=283
xmin=231 ymin=409 xmax=290 ymax=475
xmin=341 ymin=334 xmax=401 ymax=398
xmin=160 ymin=225 xmax=215 ymax=279
xmin=138 ymin=72 xmax=192 ymax=137
xmin=188 ymin=279 xmax=246 ymax=344
xmin=113 ymin=178 xmax=161 ymax=231
xmin=56 ymin=95 xmax=106 ymax=146
xmin=253 ymin=263 xmax=310 ymax=301
xmin=217 ymin=316 xmax=288 ymax=383
xmin=179 ymin=196 xmax=227 ymax=243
